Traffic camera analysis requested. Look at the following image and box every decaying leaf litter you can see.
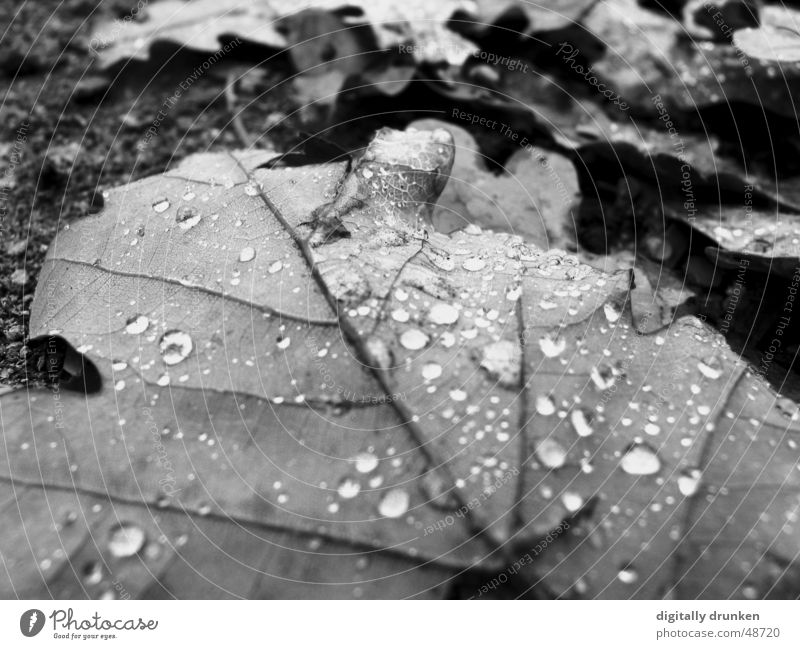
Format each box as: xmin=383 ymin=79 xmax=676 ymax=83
xmin=2 ymin=0 xmax=800 ymax=599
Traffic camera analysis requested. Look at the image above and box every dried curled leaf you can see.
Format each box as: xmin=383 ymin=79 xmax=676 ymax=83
xmin=3 ymin=127 xmax=800 ymax=599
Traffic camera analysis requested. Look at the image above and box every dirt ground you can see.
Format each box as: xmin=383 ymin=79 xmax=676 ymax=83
xmin=0 ymin=1 xmax=307 ymax=387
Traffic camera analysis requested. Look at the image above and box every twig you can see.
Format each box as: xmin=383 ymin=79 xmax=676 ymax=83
xmin=224 ymin=69 xmax=255 ymax=148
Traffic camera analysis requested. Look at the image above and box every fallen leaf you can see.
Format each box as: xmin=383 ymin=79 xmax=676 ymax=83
xmin=4 ymin=127 xmax=800 ymax=599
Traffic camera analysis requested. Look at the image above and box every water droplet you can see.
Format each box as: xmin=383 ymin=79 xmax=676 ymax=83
xmin=152 ymin=198 xmax=170 ymax=213
xmin=536 ymin=395 xmax=556 ymax=416
xmin=570 ymin=409 xmax=593 ymax=437
xmin=428 ymin=303 xmax=459 ymax=325
xmin=400 ymin=329 xmax=429 ymax=351
xmin=697 ymin=357 xmax=722 ymax=380
xmin=378 ymin=489 xmax=409 ymax=518
xmin=678 ymin=468 xmax=702 ymax=497
xmin=268 ymin=260 xmax=283 ymax=274
xmin=239 ymin=246 xmax=256 ymax=262
xmin=176 ymin=205 xmax=201 ymax=230
xmin=480 ymin=340 xmax=521 ymax=387
xmin=590 ymin=365 xmax=615 ymax=390
xmin=159 ymin=330 xmax=193 ymax=365
xmin=353 ymin=452 xmax=378 ymax=473
xmin=617 ymin=565 xmax=639 ymax=584
xmin=125 ymin=314 xmax=150 ymax=335
xmin=337 ymin=477 xmax=361 ymax=499
xmin=620 ymin=443 xmax=661 ymax=475
xmin=83 ymin=561 xmax=103 ymax=586
xmin=391 ymin=308 xmax=410 ymax=323
xmin=539 ymin=334 xmax=566 ymax=358
xmin=536 ymin=438 xmax=567 ymax=469
xmin=644 ymin=422 xmax=661 ymax=436
xmin=107 ymin=522 xmax=146 ymax=558
xmin=603 ymin=303 xmax=621 ymax=323
xmin=422 ymin=362 xmax=442 ymax=381
xmin=277 ymin=336 xmax=291 ymax=350
xmin=562 ymin=491 xmax=584 ymax=513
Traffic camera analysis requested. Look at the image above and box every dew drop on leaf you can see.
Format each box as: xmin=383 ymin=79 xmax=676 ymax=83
xmin=400 ymin=329 xmax=429 ymax=350
xmin=239 ymin=246 xmax=256 ymax=262
xmin=422 ymin=362 xmax=442 ymax=381
xmin=83 ymin=561 xmax=103 ymax=586
xmin=125 ymin=314 xmax=150 ymax=335
xmin=428 ymin=303 xmax=459 ymax=325
xmin=152 ymin=198 xmax=170 ymax=213
xmin=678 ymin=468 xmax=702 ymax=497
xmin=620 ymin=443 xmax=661 ymax=475
xmin=337 ymin=477 xmax=361 ymax=499
xmin=562 ymin=491 xmax=584 ymax=513
xmin=176 ymin=205 xmax=201 ymax=230
xmin=378 ymin=488 xmax=409 ymax=518
xmin=536 ymin=394 xmax=556 ymax=416
xmin=107 ymin=522 xmax=146 ymax=558
xmin=159 ymin=330 xmax=193 ymax=365
xmin=539 ymin=334 xmax=566 ymax=358
xmin=570 ymin=408 xmax=593 ymax=437
xmin=697 ymin=358 xmax=722 ymax=380
xmin=603 ymin=303 xmax=621 ymax=323
xmin=352 ymin=452 xmax=378 ymax=473
xmin=617 ymin=565 xmax=639 ymax=584
xmin=535 ymin=438 xmax=567 ymax=469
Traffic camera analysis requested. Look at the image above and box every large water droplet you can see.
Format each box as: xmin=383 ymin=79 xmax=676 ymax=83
xmin=400 ymin=329 xmax=429 ymax=351
xmin=337 ymin=477 xmax=361 ymax=499
xmin=378 ymin=489 xmax=409 ymax=518
xmin=159 ymin=330 xmax=193 ymax=365
xmin=428 ymin=303 xmax=459 ymax=325
xmin=83 ymin=561 xmax=103 ymax=586
xmin=107 ymin=522 xmax=146 ymax=558
xmin=539 ymin=334 xmax=566 ymax=358
xmin=536 ymin=438 xmax=567 ymax=469
xmin=562 ymin=491 xmax=584 ymax=513
xmin=176 ymin=205 xmax=201 ymax=230
xmin=620 ymin=443 xmax=661 ymax=475
xmin=697 ymin=357 xmax=722 ymax=380
xmin=239 ymin=246 xmax=256 ymax=262
xmin=603 ymin=303 xmax=621 ymax=323
xmin=422 ymin=362 xmax=442 ymax=381
xmin=352 ymin=452 xmax=378 ymax=473
xmin=570 ymin=409 xmax=593 ymax=437
xmin=536 ymin=394 xmax=556 ymax=416
xmin=617 ymin=565 xmax=639 ymax=584
xmin=125 ymin=314 xmax=150 ymax=335
xmin=480 ymin=340 xmax=521 ymax=387
xmin=678 ymin=468 xmax=702 ymax=496
xmin=152 ymin=198 xmax=170 ymax=213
